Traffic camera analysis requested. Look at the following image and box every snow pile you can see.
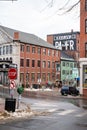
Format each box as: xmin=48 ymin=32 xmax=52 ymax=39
xmin=0 ymin=104 xmax=33 ymax=122
xmin=25 ymin=88 xmax=53 ymax=91
xmin=0 ymin=101 xmax=52 ymax=124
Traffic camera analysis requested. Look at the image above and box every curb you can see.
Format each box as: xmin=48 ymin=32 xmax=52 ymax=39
xmin=23 ymin=90 xmax=87 ymax=100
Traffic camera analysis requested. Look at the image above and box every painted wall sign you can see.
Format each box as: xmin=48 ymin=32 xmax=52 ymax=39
xmin=53 ymin=33 xmax=77 ymax=51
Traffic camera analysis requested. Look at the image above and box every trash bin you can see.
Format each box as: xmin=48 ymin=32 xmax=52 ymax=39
xmin=5 ymin=98 xmax=16 ymax=112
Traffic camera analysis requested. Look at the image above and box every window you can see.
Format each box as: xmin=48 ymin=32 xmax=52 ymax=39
xmin=56 ymin=64 xmax=60 ymax=71
xmin=52 ymin=72 xmax=55 ymax=80
xmin=47 ymin=73 xmax=50 ymax=81
xmin=26 ymin=46 xmax=30 ymax=52
xmin=43 ymin=48 xmax=46 ymax=55
xmin=6 ymin=46 xmax=9 ymax=54
xmin=37 ymin=48 xmax=41 ymax=54
xmin=10 ymin=57 xmax=12 ymax=62
xmin=48 ymin=49 xmax=51 ymax=56
xmin=6 ymin=57 xmax=8 ymax=61
xmin=56 ymin=51 xmax=58 ymax=57
xmin=66 ymin=62 xmax=69 ymax=67
xmin=85 ymin=43 xmax=87 ymax=57
xmin=62 ymin=62 xmax=65 ymax=66
xmin=70 ymin=70 xmax=72 ymax=75
xmin=85 ymin=19 xmax=87 ymax=33
xmin=31 ymin=73 xmax=35 ymax=81
xmin=74 ymin=62 xmax=77 ymax=68
xmin=42 ymin=73 xmax=46 ymax=82
xmin=10 ymin=45 xmax=12 ymax=54
xmin=20 ymin=59 xmax=24 ymax=67
xmin=20 ymin=73 xmax=24 ymax=83
xmin=37 ymin=73 xmax=41 ymax=81
xmin=85 ymin=0 xmax=87 ymax=10
xmin=62 ymin=70 xmax=65 ymax=75
xmin=32 ymin=60 xmax=35 ymax=67
xmin=52 ymin=62 xmax=55 ymax=68
xmin=37 ymin=60 xmax=41 ymax=67
xmin=43 ymin=61 xmax=46 ymax=68
xmin=70 ymin=63 xmax=73 ymax=67
xmin=20 ymin=44 xmax=24 ymax=52
xmin=32 ymin=47 xmax=36 ymax=53
xmin=26 ymin=59 xmax=30 ymax=67
xmin=3 ymin=46 xmax=5 ymax=55
xmin=26 ymin=73 xmax=30 ymax=81
xmin=52 ymin=50 xmax=55 ymax=56
xmin=48 ymin=61 xmax=50 ymax=68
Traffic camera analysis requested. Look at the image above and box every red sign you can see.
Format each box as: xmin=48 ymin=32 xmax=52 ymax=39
xmin=8 ymin=68 xmax=17 ymax=79
xmin=10 ymin=80 xmax=16 ymax=89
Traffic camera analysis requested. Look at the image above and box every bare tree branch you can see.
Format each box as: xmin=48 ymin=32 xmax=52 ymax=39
xmin=42 ymin=0 xmax=80 ymax=15
xmin=58 ymin=0 xmax=71 ymax=10
xmin=64 ymin=0 xmax=80 ymax=13
xmin=40 ymin=0 xmax=54 ymax=12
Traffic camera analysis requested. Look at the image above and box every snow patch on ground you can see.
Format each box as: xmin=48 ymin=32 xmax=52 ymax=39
xmin=0 ymin=103 xmax=52 ymax=124
xmin=0 ymin=104 xmax=33 ymax=121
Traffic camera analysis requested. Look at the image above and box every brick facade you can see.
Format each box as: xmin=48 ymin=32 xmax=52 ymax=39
xmin=80 ymin=0 xmax=87 ymax=58
xmin=20 ymin=43 xmax=60 ymax=87
xmin=79 ymin=0 xmax=87 ymax=96
xmin=0 ymin=26 xmax=60 ymax=87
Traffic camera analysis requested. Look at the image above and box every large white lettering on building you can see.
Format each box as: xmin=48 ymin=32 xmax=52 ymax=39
xmin=53 ymin=33 xmax=76 ymax=51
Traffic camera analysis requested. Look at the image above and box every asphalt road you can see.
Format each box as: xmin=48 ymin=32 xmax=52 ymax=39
xmin=0 ymin=97 xmax=87 ymax=130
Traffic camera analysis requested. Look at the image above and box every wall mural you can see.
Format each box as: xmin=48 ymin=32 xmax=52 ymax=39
xmin=53 ymin=33 xmax=76 ymax=51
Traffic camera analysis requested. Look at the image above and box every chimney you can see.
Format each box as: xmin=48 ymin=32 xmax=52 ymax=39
xmin=71 ymin=29 xmax=73 ymax=33
xmin=14 ymin=32 xmax=19 ymax=41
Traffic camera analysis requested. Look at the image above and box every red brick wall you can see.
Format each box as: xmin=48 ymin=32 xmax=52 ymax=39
xmin=80 ymin=0 xmax=87 ymax=58
xmin=83 ymin=89 xmax=87 ymax=97
xmin=47 ymin=35 xmax=53 ymax=44
xmin=14 ymin=32 xmax=19 ymax=40
xmin=20 ymin=43 xmax=60 ymax=86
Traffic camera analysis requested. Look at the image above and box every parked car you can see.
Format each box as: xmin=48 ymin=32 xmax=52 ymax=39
xmin=32 ymin=84 xmax=41 ymax=89
xmin=60 ymin=86 xmax=69 ymax=95
xmin=60 ymin=86 xmax=79 ymax=96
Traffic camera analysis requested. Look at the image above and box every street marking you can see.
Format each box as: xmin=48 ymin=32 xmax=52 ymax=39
xmin=58 ymin=109 xmax=75 ymax=115
xmin=76 ymin=111 xmax=87 ymax=117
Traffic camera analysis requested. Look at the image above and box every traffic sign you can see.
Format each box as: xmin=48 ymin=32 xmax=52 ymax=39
xmin=10 ymin=80 xmax=16 ymax=89
xmin=8 ymin=68 xmax=17 ymax=79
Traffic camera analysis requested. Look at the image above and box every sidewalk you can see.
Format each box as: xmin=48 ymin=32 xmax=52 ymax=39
xmin=0 ymin=97 xmax=33 ymax=123
xmin=23 ymin=88 xmax=87 ymax=100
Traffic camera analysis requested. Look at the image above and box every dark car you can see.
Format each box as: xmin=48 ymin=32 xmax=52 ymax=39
xmin=32 ymin=84 xmax=41 ymax=89
xmin=69 ymin=86 xmax=79 ymax=95
xmin=60 ymin=86 xmax=79 ymax=96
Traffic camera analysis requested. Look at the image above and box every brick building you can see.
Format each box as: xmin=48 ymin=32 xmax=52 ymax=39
xmin=0 ymin=25 xmax=60 ymax=87
xmin=47 ymin=31 xmax=80 ymax=82
xmin=47 ymin=31 xmax=80 ymax=61
xmin=79 ymin=0 xmax=87 ymax=96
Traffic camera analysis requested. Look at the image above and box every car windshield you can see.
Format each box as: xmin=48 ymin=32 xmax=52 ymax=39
xmin=62 ymin=86 xmax=69 ymax=89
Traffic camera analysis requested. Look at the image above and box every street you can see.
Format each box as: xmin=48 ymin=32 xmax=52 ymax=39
xmin=0 ymin=97 xmax=87 ymax=130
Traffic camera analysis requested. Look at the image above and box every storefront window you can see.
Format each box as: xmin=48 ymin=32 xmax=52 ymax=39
xmin=83 ymin=65 xmax=87 ymax=88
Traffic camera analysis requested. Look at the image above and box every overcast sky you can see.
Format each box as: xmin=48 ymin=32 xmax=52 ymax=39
xmin=0 ymin=0 xmax=80 ymax=40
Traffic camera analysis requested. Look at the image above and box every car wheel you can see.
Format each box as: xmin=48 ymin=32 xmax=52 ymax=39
xmin=61 ymin=93 xmax=64 ymax=95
